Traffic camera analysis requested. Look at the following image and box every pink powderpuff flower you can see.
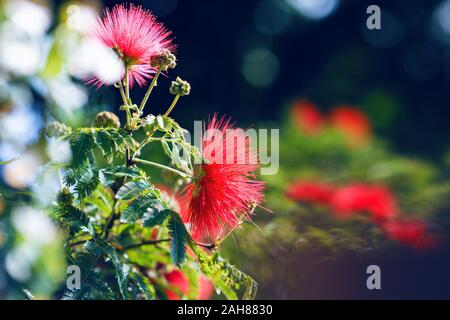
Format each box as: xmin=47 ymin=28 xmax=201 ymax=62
xmin=291 ymin=99 xmax=325 ymax=135
xmin=285 ymin=181 xmax=335 ymax=205
xmin=88 ymin=4 xmax=175 ymax=88
xmin=382 ymin=220 xmax=438 ymax=250
xmin=329 ymin=184 xmax=397 ymax=221
xmin=180 ymin=115 xmax=265 ymax=242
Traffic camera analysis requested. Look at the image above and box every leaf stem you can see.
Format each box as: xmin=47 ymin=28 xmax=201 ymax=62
xmin=163 ymin=94 xmax=180 ymax=117
xmin=133 ymin=157 xmax=192 ymax=178
xmin=139 ymin=67 xmax=162 ymax=113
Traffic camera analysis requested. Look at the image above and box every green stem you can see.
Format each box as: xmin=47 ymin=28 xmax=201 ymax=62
xmin=118 ymin=82 xmax=127 ymax=106
xmin=124 ymin=66 xmax=130 ymax=101
xmin=163 ymin=94 xmax=180 ymax=117
xmin=139 ymin=68 xmax=162 ymax=113
xmin=133 ymin=157 xmax=192 ymax=178
xmin=118 ymin=81 xmax=132 ymax=129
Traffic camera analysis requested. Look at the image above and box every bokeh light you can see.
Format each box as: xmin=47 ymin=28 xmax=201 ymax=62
xmin=241 ymin=47 xmax=280 ymax=88
xmin=286 ymin=0 xmax=339 ymax=20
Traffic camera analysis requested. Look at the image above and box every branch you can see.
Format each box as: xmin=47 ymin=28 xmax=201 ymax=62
xmin=121 ymin=239 xmax=171 ymax=251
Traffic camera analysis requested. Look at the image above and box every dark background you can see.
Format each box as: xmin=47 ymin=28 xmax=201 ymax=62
xmin=80 ymin=0 xmax=450 ymax=162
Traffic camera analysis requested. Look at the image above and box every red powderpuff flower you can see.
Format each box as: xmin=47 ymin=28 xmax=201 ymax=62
xmin=330 ymin=184 xmax=397 ymax=221
xmin=89 ymin=4 xmax=175 ymax=87
xmin=330 ymin=106 xmax=371 ymax=146
xmin=285 ymin=181 xmax=334 ymax=205
xmin=164 ymin=270 xmax=189 ymax=300
xmin=382 ymin=220 xmax=437 ymax=250
xmin=180 ymin=115 xmax=264 ymax=242
xmin=291 ymin=99 xmax=325 ymax=135
xmin=364 ymin=185 xmax=398 ymax=222
xmin=165 ymin=270 xmax=214 ymax=300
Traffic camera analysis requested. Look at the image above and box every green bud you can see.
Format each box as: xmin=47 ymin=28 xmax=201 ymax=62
xmin=46 ymin=121 xmax=70 ymax=138
xmin=169 ymin=77 xmax=191 ymax=96
xmin=94 ymin=111 xmax=121 ymax=129
xmin=150 ymin=49 xmax=177 ymax=72
xmin=57 ymin=187 xmax=73 ymax=205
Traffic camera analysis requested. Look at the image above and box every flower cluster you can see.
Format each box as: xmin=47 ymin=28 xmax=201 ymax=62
xmin=17 ymin=3 xmax=263 ymax=300
xmin=285 ymin=180 xmax=436 ymax=250
xmin=291 ymin=99 xmax=371 ymax=146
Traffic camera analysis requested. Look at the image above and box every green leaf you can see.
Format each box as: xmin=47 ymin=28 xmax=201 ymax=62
xmin=191 ymin=248 xmax=258 ymax=300
xmin=70 ymin=130 xmax=96 ymax=167
xmin=64 ymin=161 xmax=100 ymax=199
xmin=116 ymin=180 xmax=151 ymax=200
xmin=142 ymin=208 xmax=171 ymax=227
xmin=105 ymin=247 xmax=130 ymax=300
xmin=156 ymin=115 xmax=165 ymax=130
xmin=133 ymin=273 xmax=154 ymax=300
xmin=121 ymin=191 xmax=162 ymax=223
xmin=83 ymin=240 xmax=104 ymax=257
xmin=168 ymin=212 xmax=190 ymax=266
xmin=100 ymin=166 xmax=144 ymax=185
xmin=95 ymin=130 xmax=116 ymax=163
xmin=57 ymin=204 xmax=94 ymax=236
xmin=215 ymin=279 xmax=238 ymax=300
xmin=84 ymin=185 xmax=113 ymax=216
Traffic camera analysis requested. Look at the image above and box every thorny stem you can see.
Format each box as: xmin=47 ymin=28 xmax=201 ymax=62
xmin=133 ymin=157 xmax=192 ymax=178
xmin=163 ymin=94 xmax=180 ymax=118
xmin=140 ymin=67 xmax=162 ymax=113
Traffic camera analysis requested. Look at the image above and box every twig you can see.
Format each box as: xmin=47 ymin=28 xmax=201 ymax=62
xmin=121 ymin=239 xmax=171 ymax=251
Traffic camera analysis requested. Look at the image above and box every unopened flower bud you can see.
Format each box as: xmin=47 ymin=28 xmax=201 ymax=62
xmin=94 ymin=111 xmax=121 ymax=129
xmin=170 ymin=77 xmax=191 ymax=96
xmin=57 ymin=187 xmax=73 ymax=205
xmin=150 ymin=49 xmax=177 ymax=71
xmin=46 ymin=121 xmax=70 ymax=137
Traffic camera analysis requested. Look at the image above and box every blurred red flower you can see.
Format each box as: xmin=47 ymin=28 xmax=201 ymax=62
xmin=89 ymin=4 xmax=175 ymax=87
xmin=180 ymin=115 xmax=264 ymax=242
xmin=165 ymin=270 xmax=213 ymax=300
xmin=285 ymin=181 xmax=334 ymax=205
xmin=330 ymin=184 xmax=397 ymax=221
xmin=382 ymin=220 xmax=437 ymax=250
xmin=291 ymin=99 xmax=325 ymax=135
xmin=197 ymin=275 xmax=214 ymax=300
xmin=164 ymin=270 xmax=189 ymax=300
xmin=330 ymin=106 xmax=371 ymax=146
